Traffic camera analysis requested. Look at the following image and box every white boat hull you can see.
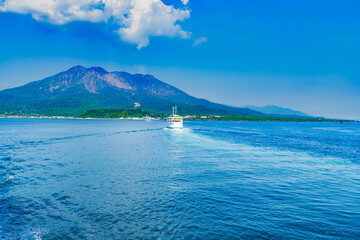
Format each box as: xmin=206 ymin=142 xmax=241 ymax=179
xmin=168 ymin=121 xmax=183 ymax=129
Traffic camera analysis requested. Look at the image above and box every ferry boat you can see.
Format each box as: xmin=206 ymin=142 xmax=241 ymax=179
xmin=167 ymin=106 xmax=183 ymax=128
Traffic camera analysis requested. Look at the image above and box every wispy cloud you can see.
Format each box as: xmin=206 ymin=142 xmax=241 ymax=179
xmin=0 ymin=0 xmax=191 ymax=49
xmin=193 ymin=36 xmax=207 ymax=47
xmin=181 ymin=0 xmax=190 ymax=5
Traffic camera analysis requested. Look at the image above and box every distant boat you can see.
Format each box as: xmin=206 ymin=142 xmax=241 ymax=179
xmin=167 ymin=106 xmax=183 ymax=128
xmin=144 ymin=116 xmax=151 ymax=121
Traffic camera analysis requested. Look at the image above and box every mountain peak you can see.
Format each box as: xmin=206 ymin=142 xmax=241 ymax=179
xmin=68 ymin=65 xmax=86 ymax=71
xmin=66 ymin=66 xmax=109 ymax=75
xmin=88 ymin=67 xmax=108 ymax=74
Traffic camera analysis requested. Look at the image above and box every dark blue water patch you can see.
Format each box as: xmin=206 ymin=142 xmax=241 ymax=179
xmin=0 ymin=196 xmax=38 ymax=236
xmin=1 ymin=156 xmax=12 ymax=161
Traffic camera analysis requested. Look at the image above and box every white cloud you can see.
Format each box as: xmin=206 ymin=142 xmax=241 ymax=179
xmin=181 ymin=0 xmax=189 ymax=5
xmin=119 ymin=0 xmax=190 ymax=49
xmin=0 ymin=0 xmax=191 ymax=48
xmin=193 ymin=36 xmax=207 ymax=47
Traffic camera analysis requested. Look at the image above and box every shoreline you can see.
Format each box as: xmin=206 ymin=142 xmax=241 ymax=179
xmin=0 ymin=116 xmax=357 ymax=123
xmin=0 ymin=116 xmax=156 ymax=120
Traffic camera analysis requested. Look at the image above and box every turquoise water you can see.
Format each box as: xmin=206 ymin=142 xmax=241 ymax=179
xmin=1 ymin=119 xmax=360 ymax=239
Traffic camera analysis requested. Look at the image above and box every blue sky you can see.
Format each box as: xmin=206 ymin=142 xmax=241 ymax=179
xmin=0 ymin=0 xmax=359 ymax=119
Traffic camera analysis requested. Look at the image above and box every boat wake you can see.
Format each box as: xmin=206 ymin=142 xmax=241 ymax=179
xmin=164 ymin=126 xmax=352 ymax=167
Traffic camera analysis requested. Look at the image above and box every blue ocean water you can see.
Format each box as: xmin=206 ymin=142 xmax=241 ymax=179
xmin=1 ymin=119 xmax=360 ymax=239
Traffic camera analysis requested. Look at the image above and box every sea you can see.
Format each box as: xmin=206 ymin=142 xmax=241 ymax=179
xmin=1 ymin=119 xmax=360 ymax=239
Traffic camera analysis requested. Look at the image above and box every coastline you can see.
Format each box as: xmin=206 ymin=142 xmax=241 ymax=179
xmin=0 ymin=116 xmax=156 ymax=120
xmin=0 ymin=115 xmax=356 ymax=123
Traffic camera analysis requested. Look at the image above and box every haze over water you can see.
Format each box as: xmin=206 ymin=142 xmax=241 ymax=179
xmin=1 ymin=119 xmax=360 ymax=239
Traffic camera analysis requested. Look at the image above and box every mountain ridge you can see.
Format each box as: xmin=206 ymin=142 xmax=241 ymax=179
xmin=0 ymin=66 xmax=263 ymax=117
xmin=244 ymin=105 xmax=311 ymax=117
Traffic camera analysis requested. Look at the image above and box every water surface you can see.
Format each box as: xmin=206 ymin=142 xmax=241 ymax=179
xmin=1 ymin=119 xmax=359 ymax=239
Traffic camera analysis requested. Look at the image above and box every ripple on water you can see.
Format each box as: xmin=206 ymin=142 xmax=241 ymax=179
xmin=1 ymin=120 xmax=360 ymax=239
